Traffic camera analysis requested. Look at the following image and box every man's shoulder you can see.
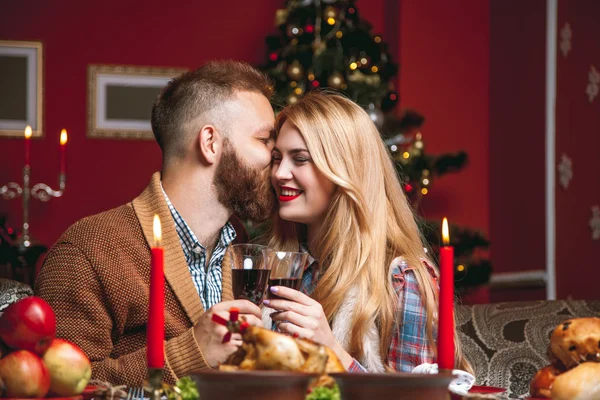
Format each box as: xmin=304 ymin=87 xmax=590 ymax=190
xmin=58 ymin=203 xmax=141 ymax=247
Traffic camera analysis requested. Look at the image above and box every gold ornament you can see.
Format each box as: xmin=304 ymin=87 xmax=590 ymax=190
xmin=324 ymin=6 xmax=339 ymax=19
xmin=275 ymin=9 xmax=289 ymax=26
xmin=400 ymin=151 xmax=411 ymax=165
xmin=286 ymin=61 xmax=304 ymax=80
xmin=327 ymin=72 xmax=345 ymax=89
xmin=287 ymin=93 xmax=299 ymax=104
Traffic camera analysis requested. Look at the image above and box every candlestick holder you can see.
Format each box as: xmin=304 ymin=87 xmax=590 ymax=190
xmin=0 ymin=165 xmax=66 ymax=250
xmin=147 ymin=368 xmax=164 ymax=400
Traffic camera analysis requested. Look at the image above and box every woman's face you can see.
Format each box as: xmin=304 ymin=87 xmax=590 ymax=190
xmin=271 ymin=121 xmax=336 ymax=226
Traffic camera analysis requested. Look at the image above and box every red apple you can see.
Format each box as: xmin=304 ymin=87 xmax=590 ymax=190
xmin=0 ymin=349 xmax=51 ymax=398
xmin=43 ymin=338 xmax=92 ymax=396
xmin=0 ymin=296 xmax=56 ymax=354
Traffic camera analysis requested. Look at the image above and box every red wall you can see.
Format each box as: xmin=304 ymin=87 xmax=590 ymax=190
xmin=489 ymin=0 xmax=547 ymax=282
xmin=0 ymin=2 xmax=490 ymax=258
xmin=489 ymin=0 xmax=599 ymax=301
xmin=398 ymin=0 xmax=490 ymax=234
xmin=555 ymin=0 xmax=600 ymax=299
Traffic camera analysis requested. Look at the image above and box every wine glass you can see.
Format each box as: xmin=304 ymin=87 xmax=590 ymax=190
xmin=264 ymin=250 xmax=309 ymax=300
xmin=225 ymin=244 xmax=272 ymax=305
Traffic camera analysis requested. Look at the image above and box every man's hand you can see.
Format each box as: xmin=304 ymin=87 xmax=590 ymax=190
xmin=193 ymin=300 xmax=263 ymax=367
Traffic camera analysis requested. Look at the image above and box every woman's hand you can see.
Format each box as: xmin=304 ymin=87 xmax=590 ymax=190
xmin=263 ymin=286 xmax=354 ymax=368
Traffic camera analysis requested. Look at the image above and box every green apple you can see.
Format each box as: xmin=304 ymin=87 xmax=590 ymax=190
xmin=42 ymin=338 xmax=92 ymax=396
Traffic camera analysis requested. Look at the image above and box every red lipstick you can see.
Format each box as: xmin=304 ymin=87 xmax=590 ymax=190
xmin=279 ymin=186 xmax=303 ymax=202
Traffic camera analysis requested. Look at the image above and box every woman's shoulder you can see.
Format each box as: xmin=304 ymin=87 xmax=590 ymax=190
xmin=389 ymin=256 xmax=438 ymax=277
xmin=389 ymin=257 xmax=438 ymax=296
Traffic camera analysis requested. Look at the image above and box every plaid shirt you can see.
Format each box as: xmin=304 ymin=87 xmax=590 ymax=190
xmin=300 ymin=253 xmax=436 ymax=373
xmin=162 ymin=185 xmax=236 ymax=310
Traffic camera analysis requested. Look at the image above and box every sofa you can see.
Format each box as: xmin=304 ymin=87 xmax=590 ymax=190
xmin=0 ymin=278 xmax=33 ymax=316
xmin=457 ymin=299 xmax=600 ymax=398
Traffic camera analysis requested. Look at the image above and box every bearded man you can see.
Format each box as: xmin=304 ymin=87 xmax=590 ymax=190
xmin=35 ymin=61 xmax=276 ymax=386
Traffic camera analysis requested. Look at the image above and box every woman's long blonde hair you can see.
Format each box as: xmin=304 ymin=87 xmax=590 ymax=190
xmin=268 ymin=91 xmax=470 ymax=373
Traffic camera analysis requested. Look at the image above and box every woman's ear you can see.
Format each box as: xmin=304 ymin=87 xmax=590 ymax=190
xmin=198 ymin=125 xmax=223 ymax=165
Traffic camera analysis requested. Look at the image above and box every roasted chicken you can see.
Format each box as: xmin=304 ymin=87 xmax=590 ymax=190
xmin=220 ymin=325 xmax=345 ymax=386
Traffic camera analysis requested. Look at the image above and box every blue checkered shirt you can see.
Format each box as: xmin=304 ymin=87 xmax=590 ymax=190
xmin=161 ymin=185 xmax=236 ymax=310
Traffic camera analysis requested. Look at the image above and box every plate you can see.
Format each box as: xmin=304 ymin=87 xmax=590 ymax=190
xmin=331 ymin=371 xmax=455 ymax=400
xmin=191 ymin=370 xmax=318 ymax=400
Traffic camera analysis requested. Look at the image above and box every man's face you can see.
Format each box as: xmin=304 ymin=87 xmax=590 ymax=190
xmin=213 ymin=91 xmax=276 ymax=222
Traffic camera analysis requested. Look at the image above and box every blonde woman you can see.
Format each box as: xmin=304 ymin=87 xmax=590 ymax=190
xmin=262 ymin=91 xmax=471 ymax=374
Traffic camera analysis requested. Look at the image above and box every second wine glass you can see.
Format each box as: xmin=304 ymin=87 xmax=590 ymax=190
xmin=264 ymin=250 xmax=309 ymax=300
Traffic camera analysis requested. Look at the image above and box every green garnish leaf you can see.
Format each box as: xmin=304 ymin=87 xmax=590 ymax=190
xmin=306 ymin=384 xmax=341 ymax=400
xmin=169 ymin=376 xmax=200 ymax=400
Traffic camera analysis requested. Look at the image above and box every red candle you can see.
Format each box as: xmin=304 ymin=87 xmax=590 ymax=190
xmin=59 ymin=129 xmax=68 ymax=174
xmin=147 ymin=214 xmax=165 ymax=369
xmin=24 ymin=126 xmax=32 ymax=166
xmin=437 ymin=217 xmax=455 ymax=370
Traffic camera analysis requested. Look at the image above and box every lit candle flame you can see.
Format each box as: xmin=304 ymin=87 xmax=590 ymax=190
xmin=24 ymin=126 xmax=32 ymax=139
xmin=153 ymin=214 xmax=162 ymax=246
xmin=60 ymin=129 xmax=68 ymax=145
xmin=442 ymin=217 xmax=450 ymax=246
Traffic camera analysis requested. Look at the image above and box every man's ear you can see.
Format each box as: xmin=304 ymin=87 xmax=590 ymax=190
xmin=198 ymin=125 xmax=223 ymax=165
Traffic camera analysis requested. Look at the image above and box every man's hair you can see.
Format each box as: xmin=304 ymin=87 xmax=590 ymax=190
xmin=151 ymin=60 xmax=273 ymax=161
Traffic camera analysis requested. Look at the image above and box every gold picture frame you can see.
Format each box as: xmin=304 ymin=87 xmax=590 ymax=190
xmin=87 ymin=65 xmax=187 ymax=139
xmin=0 ymin=40 xmax=43 ymax=138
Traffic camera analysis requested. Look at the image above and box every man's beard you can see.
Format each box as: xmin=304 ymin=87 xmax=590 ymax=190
xmin=214 ymin=141 xmax=276 ymax=223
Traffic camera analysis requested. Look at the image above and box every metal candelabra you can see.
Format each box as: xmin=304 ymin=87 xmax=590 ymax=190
xmin=1 ymin=165 xmax=66 ymax=250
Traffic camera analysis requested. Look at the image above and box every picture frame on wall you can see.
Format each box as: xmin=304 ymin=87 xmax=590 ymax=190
xmin=87 ymin=65 xmax=187 ymax=139
xmin=0 ymin=40 xmax=43 ymax=138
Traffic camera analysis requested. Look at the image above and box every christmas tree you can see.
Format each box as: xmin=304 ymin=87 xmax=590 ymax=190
xmin=259 ymin=0 xmax=491 ymax=291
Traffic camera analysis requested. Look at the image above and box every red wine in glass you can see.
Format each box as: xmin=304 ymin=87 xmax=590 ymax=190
xmin=267 ymin=277 xmax=302 ymax=299
xmin=232 ymin=269 xmax=270 ymax=305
